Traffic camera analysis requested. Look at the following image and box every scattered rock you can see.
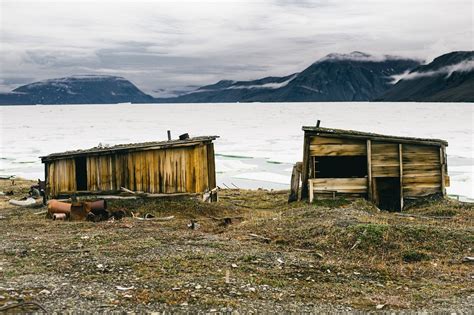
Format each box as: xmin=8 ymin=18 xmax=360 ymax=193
xmin=116 ymin=285 xmax=134 ymax=291
xmin=462 ymin=256 xmax=474 ymax=263
xmin=376 ymin=304 xmax=385 ymax=310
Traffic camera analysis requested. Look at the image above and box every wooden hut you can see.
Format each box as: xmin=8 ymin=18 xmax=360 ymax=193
xmin=300 ymin=127 xmax=449 ymax=211
xmin=41 ymin=136 xmax=218 ymax=198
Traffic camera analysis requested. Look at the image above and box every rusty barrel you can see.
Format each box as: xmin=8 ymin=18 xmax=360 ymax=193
xmin=48 ymin=200 xmax=71 ymax=214
xmin=70 ymin=202 xmax=92 ymax=221
xmin=86 ymin=200 xmax=107 ymax=211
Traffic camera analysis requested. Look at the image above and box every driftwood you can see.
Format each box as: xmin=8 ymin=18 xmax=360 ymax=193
xmin=249 ymin=233 xmax=271 ymax=243
xmin=0 ymin=300 xmax=48 ymax=313
xmin=209 ymin=215 xmax=244 ymax=226
xmin=132 ymin=212 xmax=175 ymax=221
xmin=294 ymin=248 xmax=324 ymax=258
xmin=394 ymin=212 xmax=452 ymax=220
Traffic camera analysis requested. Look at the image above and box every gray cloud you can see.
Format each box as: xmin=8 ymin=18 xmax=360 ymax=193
xmin=0 ymin=0 xmax=472 ymax=96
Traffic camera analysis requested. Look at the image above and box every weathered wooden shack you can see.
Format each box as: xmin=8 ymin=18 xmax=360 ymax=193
xmin=300 ymin=127 xmax=449 ymax=211
xmin=41 ymin=136 xmax=218 ymax=197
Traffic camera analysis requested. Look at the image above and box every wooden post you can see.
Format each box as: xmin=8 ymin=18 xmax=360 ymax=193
xmin=440 ymin=145 xmax=446 ymax=197
xmin=167 ymin=130 xmax=171 ymax=141
xmin=366 ymin=140 xmax=372 ymax=201
xmin=309 ymin=180 xmax=314 ymax=203
xmin=300 ymin=133 xmax=311 ymax=200
xmin=399 ymin=144 xmax=404 ymax=210
xmin=288 ymin=162 xmax=302 ymax=203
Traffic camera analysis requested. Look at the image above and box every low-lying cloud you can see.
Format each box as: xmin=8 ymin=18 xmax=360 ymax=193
xmin=392 ymin=59 xmax=474 ymax=83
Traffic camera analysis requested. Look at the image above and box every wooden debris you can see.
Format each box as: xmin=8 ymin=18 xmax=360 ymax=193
xmin=132 ymin=212 xmax=174 ymax=221
xmin=394 ymin=212 xmax=452 ymax=220
xmin=249 ymin=233 xmax=271 ymax=243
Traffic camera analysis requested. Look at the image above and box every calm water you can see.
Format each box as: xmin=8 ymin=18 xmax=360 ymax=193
xmin=0 ymin=102 xmax=473 ymax=199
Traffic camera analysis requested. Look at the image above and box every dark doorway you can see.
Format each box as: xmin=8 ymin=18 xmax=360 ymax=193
xmin=314 ymin=156 xmax=367 ymax=178
xmin=374 ymin=177 xmax=401 ymax=211
xmin=75 ymin=157 xmax=87 ymax=191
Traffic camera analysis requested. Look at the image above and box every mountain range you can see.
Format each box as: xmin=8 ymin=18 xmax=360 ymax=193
xmin=377 ymin=51 xmax=474 ymax=102
xmin=0 ymin=51 xmax=472 ymax=105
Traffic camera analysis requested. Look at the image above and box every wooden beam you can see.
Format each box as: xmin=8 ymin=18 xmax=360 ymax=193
xmin=440 ymin=145 xmax=446 ymax=197
xmin=399 ymin=144 xmax=404 ymax=210
xmin=367 ymin=140 xmax=372 ymax=201
xmin=301 ymin=134 xmax=311 ymax=200
xmin=303 ymin=131 xmax=446 ymax=147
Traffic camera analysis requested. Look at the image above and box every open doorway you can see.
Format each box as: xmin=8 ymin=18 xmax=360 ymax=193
xmin=75 ymin=157 xmax=87 ymax=191
xmin=374 ymin=177 xmax=401 ymax=211
xmin=313 ymin=156 xmax=367 ymax=178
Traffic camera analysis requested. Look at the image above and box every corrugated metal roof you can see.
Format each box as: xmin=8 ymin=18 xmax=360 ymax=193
xmin=302 ymin=126 xmax=447 ymax=146
xmin=41 ymin=136 xmax=219 ymax=161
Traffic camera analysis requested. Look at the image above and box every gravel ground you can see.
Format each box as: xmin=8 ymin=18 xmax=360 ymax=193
xmin=0 ymin=179 xmax=473 ymax=313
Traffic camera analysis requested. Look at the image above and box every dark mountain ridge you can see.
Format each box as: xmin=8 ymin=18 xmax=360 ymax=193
xmin=156 ymin=52 xmax=421 ymax=103
xmin=0 ymin=75 xmax=153 ymax=105
xmin=378 ymin=51 xmax=474 ymax=102
xmin=0 ymin=51 xmax=472 ymax=105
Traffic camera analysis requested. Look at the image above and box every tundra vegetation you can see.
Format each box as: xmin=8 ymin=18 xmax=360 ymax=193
xmin=0 ymin=179 xmax=472 ymax=312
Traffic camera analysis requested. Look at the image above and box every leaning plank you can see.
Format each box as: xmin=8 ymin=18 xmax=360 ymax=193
xmin=288 ymin=162 xmax=302 ymax=202
xmin=367 ymin=140 xmax=372 ymax=201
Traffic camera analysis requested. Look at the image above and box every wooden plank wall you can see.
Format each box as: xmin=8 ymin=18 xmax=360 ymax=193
xmin=47 ymin=158 xmax=76 ymax=196
xmin=308 ymin=136 xmax=367 ymax=199
xmin=306 ymin=135 xmax=446 ymax=202
xmin=49 ymin=144 xmax=214 ymax=196
xmin=371 ymin=142 xmax=400 ymax=177
xmin=402 ymin=144 xmax=442 ymax=197
xmin=309 ymin=178 xmax=367 ymax=202
xmin=87 ymin=144 xmax=210 ymax=194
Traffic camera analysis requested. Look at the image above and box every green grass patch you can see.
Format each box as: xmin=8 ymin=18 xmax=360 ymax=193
xmin=402 ymin=250 xmax=431 ymax=262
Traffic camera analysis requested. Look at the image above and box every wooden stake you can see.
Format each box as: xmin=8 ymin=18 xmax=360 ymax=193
xmin=367 ymin=140 xmax=372 ymax=201
xmin=301 ymin=134 xmax=311 ymax=200
xmin=399 ymin=144 xmax=404 ymax=210
xmin=440 ymin=145 xmax=446 ymax=197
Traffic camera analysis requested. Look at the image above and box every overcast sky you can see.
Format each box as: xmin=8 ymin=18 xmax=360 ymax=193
xmin=0 ymin=0 xmax=472 ymax=96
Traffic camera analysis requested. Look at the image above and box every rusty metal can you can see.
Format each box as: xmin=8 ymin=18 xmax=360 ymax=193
xmin=48 ymin=200 xmax=71 ymax=214
xmin=52 ymin=213 xmax=66 ymax=220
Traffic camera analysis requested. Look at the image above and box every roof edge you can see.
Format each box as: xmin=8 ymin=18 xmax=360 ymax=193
xmin=302 ymin=126 xmax=448 ymax=146
xmin=41 ymin=136 xmax=219 ymax=162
